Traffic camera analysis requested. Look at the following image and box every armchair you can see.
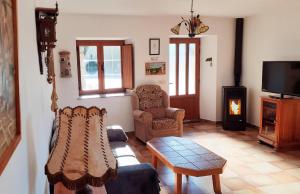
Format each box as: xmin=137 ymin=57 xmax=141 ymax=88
xmin=131 ymin=84 xmax=185 ymax=143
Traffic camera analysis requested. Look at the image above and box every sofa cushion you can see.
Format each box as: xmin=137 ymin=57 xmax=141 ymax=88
xmin=105 ymin=164 xmax=160 ymax=194
xmin=117 ymin=156 xmax=140 ymax=167
xmin=110 ymin=141 xmax=140 ymax=167
xmin=107 ymin=125 xmax=128 ymax=142
xmin=110 ymin=142 xmax=136 ymax=158
xmin=145 ymin=108 xmax=166 ymax=119
xmin=152 ymin=118 xmax=178 ymax=130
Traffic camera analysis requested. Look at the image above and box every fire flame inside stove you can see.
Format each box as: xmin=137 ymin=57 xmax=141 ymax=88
xmin=229 ymin=99 xmax=241 ymax=115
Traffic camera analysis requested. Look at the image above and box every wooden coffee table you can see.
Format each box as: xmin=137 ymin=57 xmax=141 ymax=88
xmin=147 ymin=136 xmax=226 ymax=194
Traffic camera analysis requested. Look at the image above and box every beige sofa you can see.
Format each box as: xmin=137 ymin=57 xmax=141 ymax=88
xmin=131 ymin=84 xmax=185 ymax=143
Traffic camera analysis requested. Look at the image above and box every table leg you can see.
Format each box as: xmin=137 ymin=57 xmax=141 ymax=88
xmin=152 ymin=155 xmax=158 ymax=169
xmin=175 ymin=173 xmax=182 ymax=194
xmin=212 ymin=174 xmax=221 ymax=194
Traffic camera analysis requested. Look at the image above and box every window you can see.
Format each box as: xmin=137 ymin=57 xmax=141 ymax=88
xmin=169 ymin=38 xmax=199 ymax=96
xmin=76 ymin=40 xmax=134 ymax=95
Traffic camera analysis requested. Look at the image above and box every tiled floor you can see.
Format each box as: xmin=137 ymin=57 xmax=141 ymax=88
xmin=127 ymin=122 xmax=300 ymax=194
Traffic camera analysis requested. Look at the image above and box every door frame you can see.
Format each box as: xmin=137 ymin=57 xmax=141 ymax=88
xmin=169 ymin=38 xmax=201 ymax=120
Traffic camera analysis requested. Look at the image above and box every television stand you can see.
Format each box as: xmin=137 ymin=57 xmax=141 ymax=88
xmin=258 ymin=97 xmax=300 ymax=150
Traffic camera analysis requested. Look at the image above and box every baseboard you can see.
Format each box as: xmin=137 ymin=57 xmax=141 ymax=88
xmin=197 ymin=118 xmax=222 ymax=125
xmin=126 ymin=121 xmax=259 ymax=136
xmin=125 ymin=131 xmax=135 ymax=137
xmin=183 ymin=119 xmax=202 ymax=124
xmin=246 ymin=123 xmax=260 ymax=129
xmin=195 ymin=119 xmax=259 ymax=129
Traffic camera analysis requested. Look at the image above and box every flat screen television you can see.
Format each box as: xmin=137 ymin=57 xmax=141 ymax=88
xmin=262 ymin=61 xmax=300 ymax=98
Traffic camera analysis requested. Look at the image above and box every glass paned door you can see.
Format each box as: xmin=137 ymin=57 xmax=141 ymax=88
xmin=169 ymin=44 xmax=176 ymax=96
xmin=178 ymin=44 xmax=186 ymax=95
xmin=188 ymin=44 xmax=196 ymax=95
xmin=169 ymin=38 xmax=200 ymax=121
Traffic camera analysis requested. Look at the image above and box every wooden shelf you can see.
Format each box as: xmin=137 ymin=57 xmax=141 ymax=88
xmin=262 ymin=118 xmax=275 ymax=124
xmin=259 ymin=97 xmax=300 ymax=150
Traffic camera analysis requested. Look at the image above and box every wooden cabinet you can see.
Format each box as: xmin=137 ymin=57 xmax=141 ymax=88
xmin=258 ymin=97 xmax=300 ymax=150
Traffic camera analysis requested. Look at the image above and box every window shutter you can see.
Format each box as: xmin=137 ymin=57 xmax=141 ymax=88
xmin=121 ymin=44 xmax=134 ymax=89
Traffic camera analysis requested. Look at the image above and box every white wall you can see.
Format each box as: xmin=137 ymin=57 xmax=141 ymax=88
xmin=0 ymin=0 xmax=54 ymax=194
xmin=200 ymin=36 xmax=218 ymax=121
xmin=243 ymin=10 xmax=300 ymax=126
xmin=55 ymin=14 xmax=235 ymax=131
xmin=216 ymin=19 xmax=235 ymax=121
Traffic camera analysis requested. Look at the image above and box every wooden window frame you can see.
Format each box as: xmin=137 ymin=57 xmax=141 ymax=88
xmin=76 ymin=40 xmax=128 ymax=96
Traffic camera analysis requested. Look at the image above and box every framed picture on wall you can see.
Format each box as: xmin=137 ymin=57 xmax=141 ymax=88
xmin=149 ymin=38 xmax=160 ymax=55
xmin=0 ymin=0 xmax=21 ymax=175
xmin=145 ymin=62 xmax=166 ymax=75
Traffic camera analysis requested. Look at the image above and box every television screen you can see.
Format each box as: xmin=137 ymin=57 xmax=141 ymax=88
xmin=262 ymin=61 xmax=300 ymax=97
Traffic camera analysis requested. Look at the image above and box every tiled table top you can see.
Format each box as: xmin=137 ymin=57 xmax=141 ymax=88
xmin=147 ymin=136 xmax=227 ymax=176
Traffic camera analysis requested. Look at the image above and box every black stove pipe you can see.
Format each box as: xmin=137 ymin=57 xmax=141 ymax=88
xmin=234 ymin=18 xmax=244 ymax=87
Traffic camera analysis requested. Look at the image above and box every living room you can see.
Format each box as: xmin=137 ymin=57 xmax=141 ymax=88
xmin=0 ymin=0 xmax=300 ymax=194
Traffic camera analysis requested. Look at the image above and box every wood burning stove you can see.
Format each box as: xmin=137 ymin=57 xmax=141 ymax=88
xmin=222 ymin=86 xmax=247 ymax=130
xmin=222 ymin=18 xmax=247 ymax=130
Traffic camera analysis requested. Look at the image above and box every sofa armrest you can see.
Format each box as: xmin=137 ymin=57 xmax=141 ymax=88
xmin=166 ymin=108 xmax=185 ymax=121
xmin=105 ymin=163 xmax=160 ymax=194
xmin=107 ymin=125 xmax=128 ymax=142
xmin=133 ymin=110 xmax=153 ymax=123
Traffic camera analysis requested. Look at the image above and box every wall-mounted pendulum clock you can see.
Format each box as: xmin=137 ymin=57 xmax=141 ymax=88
xmin=35 ymin=2 xmax=58 ymax=79
xmin=35 ymin=2 xmax=59 ymax=113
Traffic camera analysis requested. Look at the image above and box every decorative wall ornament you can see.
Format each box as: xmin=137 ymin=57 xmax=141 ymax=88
xmin=170 ymin=0 xmax=209 ymax=38
xmin=46 ymin=48 xmax=55 ymax=84
xmin=145 ymin=62 xmax=166 ymax=75
xmin=206 ymin=57 xmax=213 ymax=66
xmin=35 ymin=3 xmax=59 ymax=113
xmin=35 ymin=2 xmax=59 ymax=81
xmin=149 ymin=38 xmax=160 ymax=55
xmin=47 ymin=48 xmax=58 ymax=113
xmin=0 ymin=0 xmax=21 ymax=175
xmin=59 ymin=50 xmax=71 ymax=78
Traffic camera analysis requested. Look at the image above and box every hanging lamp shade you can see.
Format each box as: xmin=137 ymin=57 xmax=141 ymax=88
xmin=45 ymin=106 xmax=117 ymax=191
xmin=170 ymin=0 xmax=209 ymax=37
xmin=195 ymin=23 xmax=209 ymax=35
xmin=171 ymin=23 xmax=181 ymax=35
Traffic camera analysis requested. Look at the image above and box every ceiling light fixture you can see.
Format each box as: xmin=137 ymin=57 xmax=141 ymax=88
xmin=171 ymin=0 xmax=209 ymax=38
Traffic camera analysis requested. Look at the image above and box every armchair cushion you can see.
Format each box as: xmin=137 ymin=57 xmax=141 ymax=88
xmin=136 ymin=85 xmax=164 ymax=110
xmin=145 ymin=107 xmax=166 ymax=119
xmin=166 ymin=108 xmax=185 ymax=120
xmin=152 ymin=118 xmax=178 ymax=130
xmin=133 ymin=110 xmax=152 ymax=123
